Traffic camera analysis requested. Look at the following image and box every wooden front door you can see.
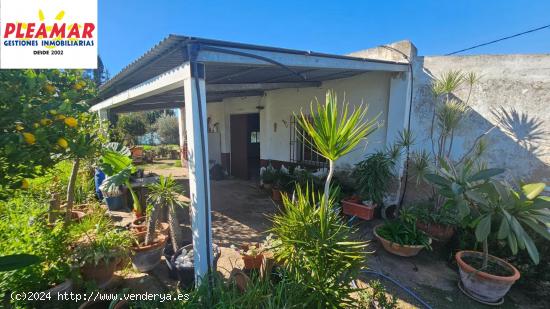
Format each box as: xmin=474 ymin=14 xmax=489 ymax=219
xmin=230 ymin=113 xmax=260 ymax=180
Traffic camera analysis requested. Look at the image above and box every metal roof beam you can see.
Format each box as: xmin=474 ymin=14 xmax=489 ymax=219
xmin=206 ymin=81 xmax=320 ymax=92
xmin=90 ymin=63 xmax=189 ymax=112
xmin=196 ymin=46 xmax=408 ymax=72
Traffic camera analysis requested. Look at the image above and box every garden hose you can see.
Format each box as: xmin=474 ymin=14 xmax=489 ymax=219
xmin=345 ymin=218 xmax=432 ymax=309
xmin=357 ymin=270 xmax=433 ymax=309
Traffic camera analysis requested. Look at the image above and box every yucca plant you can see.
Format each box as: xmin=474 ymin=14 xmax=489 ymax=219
xmin=145 ymin=175 xmax=186 ymax=250
xmin=296 ymin=90 xmax=380 ymax=205
xmin=270 ymin=90 xmax=378 ymax=307
xmin=271 ymin=186 xmax=366 ymax=308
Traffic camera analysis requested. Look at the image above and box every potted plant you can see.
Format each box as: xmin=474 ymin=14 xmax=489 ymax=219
xmin=453 ymin=181 xmax=550 ymax=304
xmin=99 ymin=142 xmax=143 ymax=216
xmin=271 ymin=90 xmax=378 ymax=307
xmin=72 ymin=222 xmax=132 ymax=285
xmin=272 ymin=166 xmax=293 ymax=202
xmin=232 ymin=243 xmax=264 ymax=270
xmin=131 ymin=175 xmax=185 ymax=272
xmin=345 ymin=151 xmax=396 ymax=220
xmin=374 ymin=211 xmax=432 ymax=257
xmin=129 ymin=204 xmax=169 ymax=236
xmin=409 ymin=201 xmax=458 ymax=242
xmin=422 ymin=157 xmax=504 ymax=242
xmin=260 ymin=165 xmax=276 ymax=190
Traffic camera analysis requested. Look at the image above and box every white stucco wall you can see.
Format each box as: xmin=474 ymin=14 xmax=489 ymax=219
xmin=411 ymin=54 xmax=550 ymax=182
xmin=206 ymin=71 xmax=396 ymax=169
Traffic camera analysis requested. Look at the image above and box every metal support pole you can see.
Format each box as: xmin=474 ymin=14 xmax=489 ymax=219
xmin=183 ymin=61 xmax=213 ymax=283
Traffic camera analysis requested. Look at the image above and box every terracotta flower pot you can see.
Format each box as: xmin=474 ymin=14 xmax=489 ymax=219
xmin=416 ymin=221 xmax=455 ymax=242
xmin=70 ymin=210 xmax=87 ymax=222
xmin=130 ymin=217 xmax=169 ymax=236
xmin=373 ymin=225 xmax=430 ymax=257
xmin=131 ymin=231 xmax=167 ymax=272
xmin=80 ymin=258 xmax=119 ymax=285
xmin=130 ymin=216 xmax=147 ymax=231
xmin=342 ymin=200 xmax=377 ymax=220
xmin=242 ymin=254 xmax=264 ymax=270
xmin=271 ymin=188 xmax=282 ymax=201
xmin=455 ymin=250 xmax=520 ymax=303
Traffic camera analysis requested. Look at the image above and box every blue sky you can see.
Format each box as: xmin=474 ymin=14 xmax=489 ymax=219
xmin=99 ymin=0 xmax=550 ymax=76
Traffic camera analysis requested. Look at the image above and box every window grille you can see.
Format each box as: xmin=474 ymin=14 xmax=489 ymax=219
xmin=289 ymin=116 xmax=327 ymax=169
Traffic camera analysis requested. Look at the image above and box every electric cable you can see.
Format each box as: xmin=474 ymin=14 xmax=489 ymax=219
xmin=446 ymin=24 xmax=550 ymax=55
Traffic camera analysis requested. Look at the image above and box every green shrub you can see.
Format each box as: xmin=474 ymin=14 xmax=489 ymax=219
xmin=271 ymin=186 xmax=366 ymax=308
xmin=70 ymin=212 xmax=133 ymax=267
xmin=28 ymin=160 xmax=96 ymax=204
xmin=0 ymin=195 xmax=72 ymax=300
xmin=116 ymin=113 xmax=147 ymax=145
xmin=357 ymin=280 xmax=398 ymax=309
xmin=408 ymin=200 xmax=459 ymax=226
xmin=352 ymin=151 xmax=396 ymax=205
xmin=377 ymin=210 xmax=432 ymax=248
xmin=155 ymin=115 xmax=179 ymax=145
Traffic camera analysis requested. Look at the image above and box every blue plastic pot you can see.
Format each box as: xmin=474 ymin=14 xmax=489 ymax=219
xmin=94 ymin=168 xmax=105 ymax=200
xmin=104 ymin=194 xmax=125 ymax=211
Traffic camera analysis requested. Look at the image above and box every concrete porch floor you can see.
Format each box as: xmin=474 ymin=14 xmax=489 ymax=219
xmin=128 ymin=160 xmax=537 ymax=308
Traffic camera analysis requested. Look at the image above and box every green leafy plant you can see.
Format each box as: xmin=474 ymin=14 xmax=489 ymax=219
xmin=71 ymin=213 xmax=132 ymax=267
xmin=0 ymin=69 xmax=96 ymax=198
xmin=115 ymin=113 xmax=147 ymax=145
xmin=296 ymin=90 xmax=380 ymax=204
xmin=0 ymin=254 xmax=41 ymax=272
xmin=425 ymin=158 xmax=504 ymax=221
xmin=155 ymin=115 xmax=180 ymax=144
xmin=377 ymin=211 xmax=432 ymax=248
xmin=145 ymin=175 xmax=187 ymax=251
xmin=352 ymin=151 xmax=397 ymax=205
xmin=99 ymin=142 xmax=142 ymax=215
xmin=0 ymin=195 xmax=73 ymax=299
xmin=466 ymin=181 xmax=550 ymax=267
xmin=260 ymin=165 xmax=277 ymax=185
xmin=408 ymin=201 xmax=459 ymax=226
xmin=271 ymin=186 xmax=366 ymax=308
xmin=357 ymin=280 xmax=398 ymax=309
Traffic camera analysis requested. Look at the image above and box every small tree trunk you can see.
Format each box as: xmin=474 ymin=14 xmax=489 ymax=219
xmin=144 ymin=202 xmax=160 ymax=246
xmin=49 ymin=193 xmax=60 ymax=224
xmin=482 ymin=239 xmax=489 ymax=269
xmin=323 ymin=160 xmax=334 ymax=208
xmin=65 ymin=158 xmax=80 ymax=222
xmin=168 ymin=203 xmax=183 ymax=252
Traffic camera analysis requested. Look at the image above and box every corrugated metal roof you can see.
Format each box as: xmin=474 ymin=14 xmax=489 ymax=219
xmin=95 ymin=34 xmax=408 ymax=112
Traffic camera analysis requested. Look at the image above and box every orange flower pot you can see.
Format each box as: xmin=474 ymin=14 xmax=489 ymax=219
xmin=342 ymin=200 xmax=376 ymax=220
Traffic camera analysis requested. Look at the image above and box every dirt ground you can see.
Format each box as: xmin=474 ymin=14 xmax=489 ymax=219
xmin=114 ymin=160 xmax=542 ymax=308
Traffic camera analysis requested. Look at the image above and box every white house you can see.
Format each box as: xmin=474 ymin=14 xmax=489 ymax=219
xmin=90 ymin=34 xmax=550 ymax=282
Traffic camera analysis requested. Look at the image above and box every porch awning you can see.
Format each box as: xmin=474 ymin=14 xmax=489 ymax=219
xmin=90 ymin=34 xmax=408 ymax=113
xmin=89 ymin=35 xmax=410 ymax=284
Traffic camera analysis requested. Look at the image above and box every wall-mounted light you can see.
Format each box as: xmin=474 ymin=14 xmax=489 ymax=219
xmin=282 ymin=119 xmax=289 ymax=128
